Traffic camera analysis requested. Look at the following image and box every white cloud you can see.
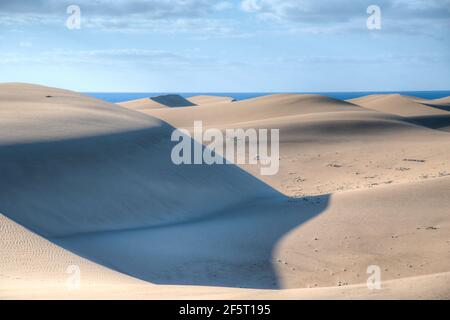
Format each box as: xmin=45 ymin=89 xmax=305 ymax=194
xmin=1 ymin=0 xmax=449 ymax=37
xmin=0 ymin=0 xmax=238 ymax=37
xmin=239 ymin=0 xmax=450 ymax=35
xmin=0 ymin=0 xmax=219 ymax=17
xmin=240 ymin=0 xmax=450 ymax=21
xmin=0 ymin=49 xmax=180 ymax=65
xmin=0 ymin=48 xmax=245 ymax=70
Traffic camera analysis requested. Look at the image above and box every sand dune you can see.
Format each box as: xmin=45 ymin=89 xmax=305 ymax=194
xmin=187 ymin=95 xmax=235 ymax=106
xmin=236 ymin=111 xmax=450 ymax=197
xmin=0 ymin=213 xmax=147 ymax=299
xmin=53 ymin=176 xmax=449 ymax=291
xmin=150 ymin=94 xmax=196 ymax=108
xmin=1 ymin=83 xmax=449 ymax=299
xmin=349 ymin=94 xmax=450 ymax=131
xmin=2 ymin=208 xmax=449 ymax=299
xmin=145 ymin=94 xmax=365 ymax=128
xmin=118 ymin=94 xmax=195 ymax=111
xmin=144 ymin=93 xmax=450 ymax=197
xmin=2 ymin=176 xmax=449 ymax=299
xmin=348 ymin=94 xmax=445 ymax=116
xmin=118 ymin=97 xmax=169 ymax=111
xmin=428 ymin=96 xmax=450 ymax=106
xmin=118 ymin=94 xmax=234 ymax=111
xmin=0 ymin=83 xmax=277 ymax=237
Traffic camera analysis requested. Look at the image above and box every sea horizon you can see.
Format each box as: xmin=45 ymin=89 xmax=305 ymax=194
xmin=86 ymin=90 xmax=450 ymax=103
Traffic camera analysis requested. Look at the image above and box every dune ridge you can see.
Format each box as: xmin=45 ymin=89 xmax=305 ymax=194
xmin=1 ymin=83 xmax=449 ymax=299
xmin=349 ymin=94 xmax=450 ymax=131
xmin=187 ymin=95 xmax=236 ymax=106
xmin=118 ymin=94 xmax=196 ymax=111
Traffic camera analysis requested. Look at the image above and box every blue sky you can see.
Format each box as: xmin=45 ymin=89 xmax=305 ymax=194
xmin=0 ymin=0 xmax=449 ymax=92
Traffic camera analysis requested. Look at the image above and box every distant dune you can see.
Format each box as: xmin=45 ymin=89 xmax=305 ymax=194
xmin=349 ymin=94 xmax=450 ymax=132
xmin=118 ymin=94 xmax=196 ymax=111
xmin=1 ymin=83 xmax=449 ymax=299
xmin=428 ymin=96 xmax=450 ymax=106
xmin=150 ymin=94 xmax=196 ymax=108
xmin=187 ymin=95 xmax=235 ymax=106
xmin=118 ymin=97 xmax=169 ymax=110
xmin=145 ymin=94 xmax=364 ymax=128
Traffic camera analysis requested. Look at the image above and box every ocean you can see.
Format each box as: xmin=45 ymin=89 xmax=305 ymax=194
xmin=85 ymin=91 xmax=450 ymax=103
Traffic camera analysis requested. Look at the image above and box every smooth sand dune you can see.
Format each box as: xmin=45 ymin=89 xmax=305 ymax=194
xmin=348 ymin=94 xmax=446 ymax=117
xmin=54 ymin=177 xmax=450 ymax=291
xmin=416 ymin=96 xmax=450 ymax=114
xmin=144 ymin=93 xmax=450 ymax=197
xmin=1 ymin=83 xmax=449 ymax=299
xmin=0 ymin=83 xmax=278 ymax=237
xmin=2 ymin=212 xmax=449 ymax=300
xmin=118 ymin=94 xmax=195 ymax=111
xmin=150 ymin=94 xmax=196 ymax=108
xmin=428 ymin=96 xmax=450 ymax=106
xmin=349 ymin=94 xmax=450 ymax=116
xmin=349 ymin=94 xmax=450 ymax=131
xmin=234 ymin=110 xmax=450 ymax=197
xmin=2 ymin=177 xmax=449 ymax=299
xmin=187 ymin=95 xmax=235 ymax=106
xmin=145 ymin=94 xmax=365 ymax=128
xmin=0 ymin=213 xmax=148 ymax=299
xmin=117 ymin=97 xmax=169 ymax=111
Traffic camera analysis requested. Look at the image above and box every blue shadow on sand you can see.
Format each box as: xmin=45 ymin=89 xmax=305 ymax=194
xmin=0 ymin=120 xmax=329 ymax=289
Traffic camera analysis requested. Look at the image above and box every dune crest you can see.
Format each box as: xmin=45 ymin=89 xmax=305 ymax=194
xmin=145 ymin=93 xmax=365 ymax=128
xmin=118 ymin=94 xmax=196 ymax=111
xmin=349 ymin=94 xmax=450 ymax=131
xmin=187 ymin=95 xmax=236 ymax=106
xmin=0 ymin=84 xmax=279 ymax=237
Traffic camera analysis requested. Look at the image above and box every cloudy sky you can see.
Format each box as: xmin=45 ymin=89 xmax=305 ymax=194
xmin=0 ymin=0 xmax=449 ymax=92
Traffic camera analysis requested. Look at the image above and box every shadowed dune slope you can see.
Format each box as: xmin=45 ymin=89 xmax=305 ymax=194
xmin=417 ymin=96 xmax=450 ymax=113
xmin=150 ymin=94 xmax=196 ymax=108
xmin=2 ymin=175 xmax=448 ymax=292
xmin=428 ymin=96 xmax=450 ymax=106
xmin=348 ymin=94 xmax=447 ymax=116
xmin=2 ymin=214 xmax=449 ymax=299
xmin=118 ymin=94 xmax=196 ymax=111
xmin=349 ymin=94 xmax=450 ymax=131
xmin=1 ymin=84 xmax=449 ymax=298
xmin=54 ymin=176 xmax=450 ymax=290
xmin=0 ymin=83 xmax=280 ymax=237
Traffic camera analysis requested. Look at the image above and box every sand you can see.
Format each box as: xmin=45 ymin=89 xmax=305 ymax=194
xmin=187 ymin=95 xmax=235 ymax=106
xmin=118 ymin=97 xmax=170 ymax=111
xmin=1 ymin=84 xmax=449 ymax=299
xmin=349 ymin=94 xmax=450 ymax=132
xmin=118 ymin=94 xmax=195 ymax=111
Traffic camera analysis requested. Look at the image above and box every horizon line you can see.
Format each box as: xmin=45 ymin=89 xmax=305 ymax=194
xmin=82 ymin=89 xmax=450 ymax=94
